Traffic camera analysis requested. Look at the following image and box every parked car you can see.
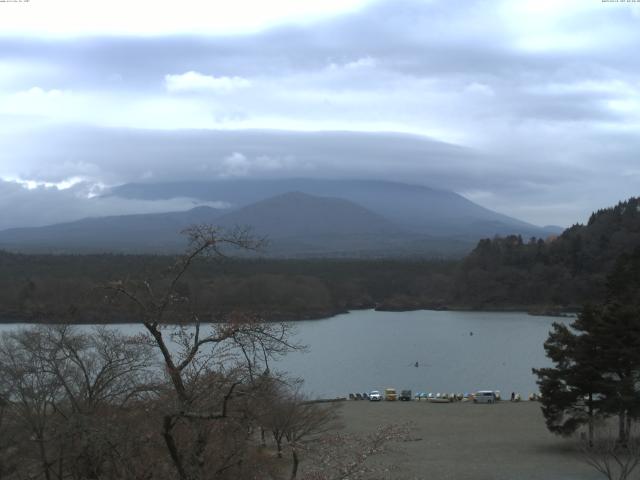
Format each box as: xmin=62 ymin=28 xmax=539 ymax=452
xmin=369 ymin=390 xmax=382 ymax=401
xmin=399 ymin=389 xmax=412 ymax=401
xmin=473 ymin=390 xmax=497 ymax=404
xmin=384 ymin=388 xmax=397 ymax=401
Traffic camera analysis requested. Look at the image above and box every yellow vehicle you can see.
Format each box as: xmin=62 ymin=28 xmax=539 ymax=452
xmin=384 ymin=388 xmax=397 ymax=401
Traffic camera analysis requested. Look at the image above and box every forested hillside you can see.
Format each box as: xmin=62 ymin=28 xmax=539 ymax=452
xmin=1 ymin=197 xmax=638 ymax=323
xmin=454 ymin=197 xmax=640 ymax=310
xmin=0 ymin=254 xmax=455 ymax=322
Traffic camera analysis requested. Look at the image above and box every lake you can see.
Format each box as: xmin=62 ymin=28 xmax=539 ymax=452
xmin=275 ymin=309 xmax=566 ymax=398
xmin=0 ymin=309 xmax=567 ymax=399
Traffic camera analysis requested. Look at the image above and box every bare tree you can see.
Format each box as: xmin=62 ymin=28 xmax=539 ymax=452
xmin=0 ymin=327 xmax=64 ymax=480
xmin=0 ymin=368 xmax=15 ymax=479
xmin=300 ymin=424 xmax=410 ymax=480
xmin=254 ymin=379 xmax=406 ymax=480
xmin=580 ymin=424 xmax=640 ymax=480
xmin=43 ymin=326 xmax=158 ymax=480
xmin=259 ymin=379 xmax=339 ymax=474
xmin=106 ymin=225 xmax=301 ymax=480
xmin=283 ymin=398 xmax=339 ymax=480
xmin=0 ymin=325 xmax=157 ymax=480
xmin=1 ymin=225 xmax=410 ymax=480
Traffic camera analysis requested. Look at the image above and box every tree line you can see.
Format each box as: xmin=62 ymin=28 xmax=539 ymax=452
xmin=3 ymin=197 xmax=640 ymax=323
xmin=453 ymin=197 xmax=640 ymax=309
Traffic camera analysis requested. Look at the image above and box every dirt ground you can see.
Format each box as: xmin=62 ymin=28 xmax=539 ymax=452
xmin=336 ymin=400 xmax=603 ymax=480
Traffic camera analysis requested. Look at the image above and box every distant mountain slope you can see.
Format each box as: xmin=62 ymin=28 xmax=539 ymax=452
xmin=0 ymin=206 xmax=223 ymax=253
xmin=214 ymin=191 xmax=400 ymax=238
xmin=109 ymin=178 xmax=558 ymax=239
xmin=209 ymin=191 xmax=474 ymax=257
xmin=0 ymin=191 xmax=475 ymax=257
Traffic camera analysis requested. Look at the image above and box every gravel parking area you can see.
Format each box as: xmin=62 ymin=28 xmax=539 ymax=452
xmin=336 ymin=400 xmax=602 ymax=480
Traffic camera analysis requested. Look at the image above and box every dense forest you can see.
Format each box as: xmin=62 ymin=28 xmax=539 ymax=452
xmin=455 ymin=197 xmax=640 ymax=310
xmin=1 ymin=197 xmax=639 ymax=323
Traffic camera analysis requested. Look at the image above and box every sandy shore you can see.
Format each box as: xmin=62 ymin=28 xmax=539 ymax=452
xmin=336 ymin=400 xmax=602 ymax=480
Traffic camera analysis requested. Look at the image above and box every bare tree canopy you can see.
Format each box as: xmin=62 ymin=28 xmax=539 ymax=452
xmin=0 ymin=226 xmax=409 ymax=480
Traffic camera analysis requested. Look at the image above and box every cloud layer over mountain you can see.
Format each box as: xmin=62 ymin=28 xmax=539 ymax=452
xmin=1 ymin=0 xmax=639 ymax=228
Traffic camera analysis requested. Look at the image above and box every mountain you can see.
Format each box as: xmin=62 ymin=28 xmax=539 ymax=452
xmin=0 ymin=206 xmax=223 ymax=253
xmin=0 ymin=178 xmax=561 ymax=256
xmin=109 ymin=178 xmax=559 ymax=239
xmin=214 ymin=191 xmax=398 ymax=238
xmin=0 ymin=191 xmax=475 ymax=257
xmin=211 ymin=191 xmax=477 ymax=257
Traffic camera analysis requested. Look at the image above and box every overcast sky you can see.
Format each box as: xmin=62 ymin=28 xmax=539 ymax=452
xmin=0 ymin=0 xmax=639 ymax=229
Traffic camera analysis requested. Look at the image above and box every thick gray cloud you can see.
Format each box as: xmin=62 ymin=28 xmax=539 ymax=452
xmin=0 ymin=127 xmax=478 ymax=185
xmin=1 ymin=126 xmax=635 ymax=229
xmin=0 ymin=0 xmax=639 ymax=228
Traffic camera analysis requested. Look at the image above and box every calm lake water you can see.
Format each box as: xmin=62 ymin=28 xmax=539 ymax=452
xmin=0 ymin=309 xmax=567 ymax=398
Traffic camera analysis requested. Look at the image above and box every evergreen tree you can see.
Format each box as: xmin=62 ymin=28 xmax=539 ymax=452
xmin=592 ymin=301 xmax=640 ymax=444
xmin=534 ymin=306 xmax=606 ymax=445
xmin=534 ymin=248 xmax=640 ymax=444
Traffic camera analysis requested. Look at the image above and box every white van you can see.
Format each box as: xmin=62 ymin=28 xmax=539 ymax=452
xmin=473 ymin=390 xmax=497 ymax=404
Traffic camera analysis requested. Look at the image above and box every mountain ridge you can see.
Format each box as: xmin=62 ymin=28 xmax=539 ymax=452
xmin=0 ymin=181 xmax=561 ymax=256
xmin=108 ymin=178 xmax=559 ymax=238
xmin=0 ymin=205 xmax=224 ymax=253
xmin=0 ymin=191 xmax=471 ymax=256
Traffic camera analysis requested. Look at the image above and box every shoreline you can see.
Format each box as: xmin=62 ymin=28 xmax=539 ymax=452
xmin=0 ymin=305 xmax=577 ymax=325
